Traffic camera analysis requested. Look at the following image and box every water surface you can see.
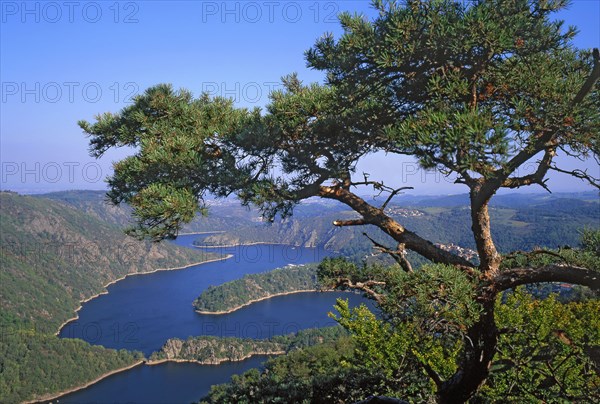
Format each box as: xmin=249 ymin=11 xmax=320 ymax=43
xmin=56 ymin=235 xmax=374 ymax=403
xmin=60 ymin=237 xmax=339 ymax=355
xmin=53 ymin=357 xmax=267 ymax=404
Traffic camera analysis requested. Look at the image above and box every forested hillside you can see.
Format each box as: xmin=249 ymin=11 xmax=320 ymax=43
xmin=1 ymin=192 xmax=212 ymax=332
xmin=149 ymin=327 xmax=347 ymax=365
xmin=0 ymin=191 xmax=212 ymax=402
xmin=198 ymin=196 xmax=599 ymax=256
xmin=194 ymin=264 xmax=321 ymax=313
xmin=40 ymin=190 xmax=600 ymax=262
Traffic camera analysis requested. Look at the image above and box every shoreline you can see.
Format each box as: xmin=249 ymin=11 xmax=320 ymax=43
xmin=46 ymin=240 xmax=329 ymax=400
xmin=24 ymin=360 xmax=146 ymax=404
xmin=194 ymin=241 xmax=306 ymax=248
xmin=55 ymin=254 xmax=234 ymax=336
xmin=146 ymin=351 xmax=285 ymax=367
xmin=177 ymin=231 xmax=226 ymax=236
xmin=196 ymin=289 xmax=328 ymax=315
xmin=28 ymin=349 xmax=286 ymax=403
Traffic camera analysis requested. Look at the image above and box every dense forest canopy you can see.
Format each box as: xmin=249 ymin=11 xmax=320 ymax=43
xmin=194 ymin=264 xmax=321 ymax=313
xmin=80 ymin=0 xmax=599 ymax=402
xmin=0 ymin=192 xmax=207 ymax=402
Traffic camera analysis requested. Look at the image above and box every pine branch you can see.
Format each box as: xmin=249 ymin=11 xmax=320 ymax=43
xmin=548 ymin=165 xmax=600 ymax=190
xmin=381 ymin=187 xmax=413 ymax=210
xmin=362 ymin=232 xmax=413 ymax=273
xmin=318 ymin=185 xmax=475 ymax=268
xmin=421 ymin=362 xmax=444 ymax=389
xmin=332 ymin=219 xmax=367 ymax=227
xmin=503 ymin=249 xmax=568 ymax=263
xmin=572 ymin=48 xmax=600 ymax=105
xmin=494 ymin=264 xmax=600 ymax=291
xmin=334 ymin=277 xmax=386 ymax=304
xmin=501 ymin=149 xmax=555 ymax=192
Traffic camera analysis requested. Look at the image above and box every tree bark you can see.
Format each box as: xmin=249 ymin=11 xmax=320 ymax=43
xmin=437 ymin=301 xmax=498 ymax=404
xmin=435 ymin=186 xmax=502 ymax=402
xmin=470 ymin=187 xmax=501 ymax=276
xmin=495 ymin=264 xmax=600 ymax=292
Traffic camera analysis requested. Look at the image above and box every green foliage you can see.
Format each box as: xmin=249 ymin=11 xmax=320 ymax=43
xmin=326 ymin=265 xmax=600 ymax=401
xmin=478 ymin=289 xmax=600 ymax=402
xmin=0 ymin=192 xmax=211 ymax=402
xmin=79 ymin=85 xmax=260 ymax=240
xmin=581 ymin=227 xmax=600 ymax=255
xmin=319 ymin=258 xmax=481 ymax=333
xmin=501 ymin=228 xmax=600 ymax=274
xmin=384 ymin=264 xmax=481 ymax=330
xmin=194 ymin=264 xmax=320 ymax=313
xmin=330 ymin=300 xmax=436 ymax=401
xmin=320 ymin=261 xmax=482 ymax=399
xmin=0 ymin=192 xmax=210 ymax=333
xmin=127 ymin=183 xmax=200 ymax=240
xmin=201 ymin=336 xmax=372 ymax=404
xmin=0 ymin=326 xmax=143 ymax=403
xmin=318 ymin=257 xmax=395 ymax=289
xmin=308 ymin=0 xmax=598 ymax=177
xmin=149 ymin=327 xmax=348 ymax=364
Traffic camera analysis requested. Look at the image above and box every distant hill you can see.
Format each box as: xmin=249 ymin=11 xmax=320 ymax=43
xmin=37 ymin=190 xmax=599 ymax=263
xmin=39 ymin=189 xmax=136 ymax=228
xmin=1 ymin=191 xmax=212 ymax=332
xmin=38 ymin=190 xmax=264 ymax=233
xmin=0 ymin=191 xmax=214 ymax=402
xmin=364 ymin=191 xmax=599 ymax=208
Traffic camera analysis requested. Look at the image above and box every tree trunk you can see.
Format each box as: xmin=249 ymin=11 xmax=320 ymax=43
xmin=437 ymin=300 xmax=498 ymax=403
xmin=435 ymin=188 xmax=502 ymax=402
xmin=470 ymin=188 xmax=501 ymax=276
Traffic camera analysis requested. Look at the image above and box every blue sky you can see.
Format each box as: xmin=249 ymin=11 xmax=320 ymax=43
xmin=1 ymin=0 xmax=599 ymax=194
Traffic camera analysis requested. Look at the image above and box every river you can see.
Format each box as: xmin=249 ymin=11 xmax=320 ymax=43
xmin=54 ymin=234 xmax=374 ymax=403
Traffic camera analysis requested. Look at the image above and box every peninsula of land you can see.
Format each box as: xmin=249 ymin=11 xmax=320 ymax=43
xmin=193 ymin=264 xmax=323 ymax=314
xmin=148 ymin=327 xmax=347 ymax=365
